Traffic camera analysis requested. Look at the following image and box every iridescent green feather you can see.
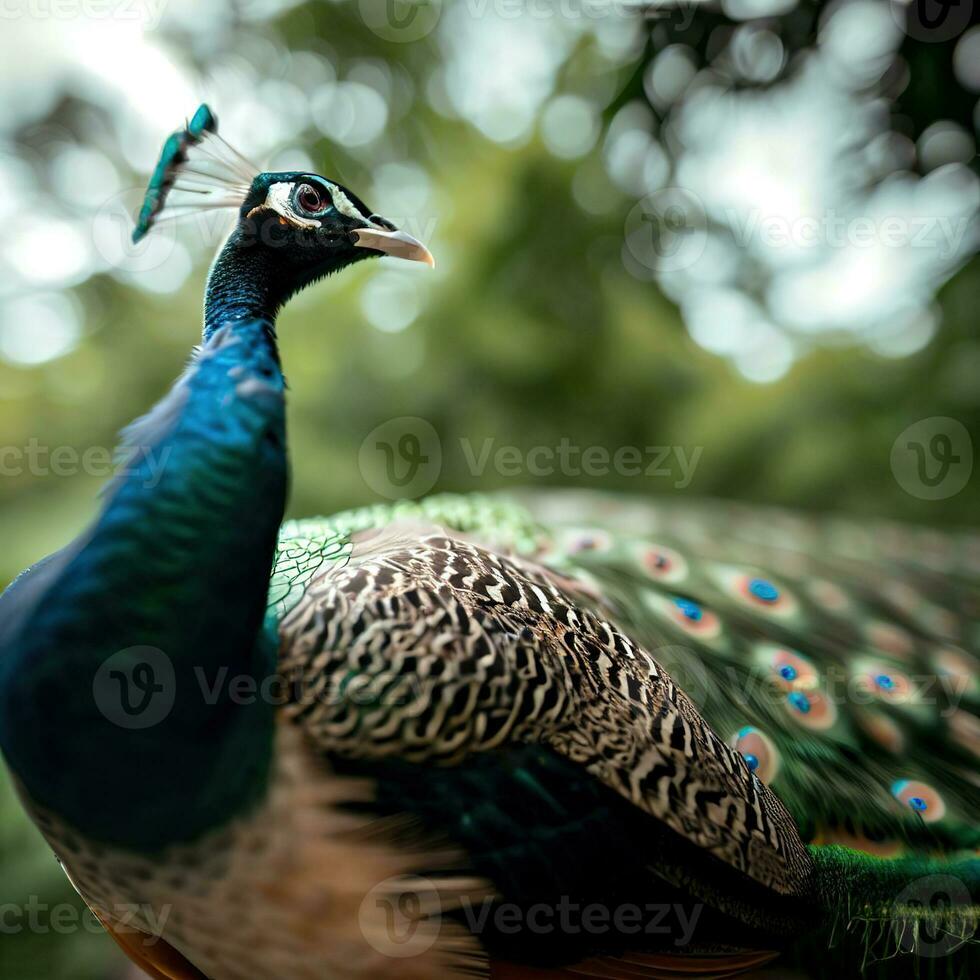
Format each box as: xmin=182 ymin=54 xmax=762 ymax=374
xmin=271 ymin=489 xmax=979 ymax=972
xmin=271 ymin=490 xmax=979 ymax=849
xmin=270 ymin=493 xmax=544 ymax=619
xmin=516 ymin=491 xmax=979 ymax=854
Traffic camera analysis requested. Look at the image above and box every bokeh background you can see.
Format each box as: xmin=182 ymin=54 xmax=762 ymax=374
xmin=0 ymin=0 xmax=977 ymax=977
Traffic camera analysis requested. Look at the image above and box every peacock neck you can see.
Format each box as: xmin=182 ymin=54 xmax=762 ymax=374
xmin=0 ymin=314 xmax=288 ymax=852
xmin=204 ymin=228 xmax=289 ymax=340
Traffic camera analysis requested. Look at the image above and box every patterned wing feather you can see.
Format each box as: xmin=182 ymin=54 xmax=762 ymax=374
xmin=272 ymin=498 xmax=812 ymax=901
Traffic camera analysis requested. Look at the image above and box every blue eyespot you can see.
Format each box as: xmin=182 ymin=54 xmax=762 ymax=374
xmin=749 ymin=578 xmax=780 ymax=603
xmin=675 ymin=598 xmax=703 ymax=622
xmin=779 ymin=664 xmax=798 ymax=681
xmin=891 ymin=779 xmax=944 ymax=822
xmin=875 ymin=673 xmax=894 ymax=691
xmin=787 ymin=691 xmax=811 ymax=714
xmin=731 ymin=727 xmax=780 ymax=783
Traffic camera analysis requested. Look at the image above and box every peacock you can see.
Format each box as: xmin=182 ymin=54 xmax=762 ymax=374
xmin=0 ymin=106 xmax=977 ymax=980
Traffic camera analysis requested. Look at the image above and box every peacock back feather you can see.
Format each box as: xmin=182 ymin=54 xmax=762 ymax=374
xmin=269 ymin=490 xmax=979 ymax=975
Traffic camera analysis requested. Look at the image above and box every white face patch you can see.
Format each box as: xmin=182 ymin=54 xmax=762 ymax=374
xmin=321 ymin=180 xmax=375 ymax=225
xmin=250 ymin=179 xmax=383 ymax=231
xmin=255 ymin=182 xmax=322 ymax=229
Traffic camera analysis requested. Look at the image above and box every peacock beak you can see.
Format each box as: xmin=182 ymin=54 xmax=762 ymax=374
xmin=351 ymin=227 xmax=435 ymax=267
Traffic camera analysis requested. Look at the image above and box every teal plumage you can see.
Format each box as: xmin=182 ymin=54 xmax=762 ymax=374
xmin=0 ymin=319 xmax=285 ymax=848
xmin=0 ymin=108 xmax=977 ymax=980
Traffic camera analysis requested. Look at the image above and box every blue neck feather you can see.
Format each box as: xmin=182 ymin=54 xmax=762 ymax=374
xmin=0 ymin=238 xmax=290 ymax=851
xmin=204 ymin=227 xmax=288 ymax=339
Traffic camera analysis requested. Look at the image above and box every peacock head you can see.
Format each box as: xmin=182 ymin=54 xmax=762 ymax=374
xmin=231 ymin=171 xmax=435 ymax=293
xmin=132 ymin=105 xmax=433 ymax=302
xmin=234 ymin=170 xmax=433 ymax=279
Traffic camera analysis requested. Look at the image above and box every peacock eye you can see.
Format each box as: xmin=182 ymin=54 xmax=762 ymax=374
xmin=296 ymin=183 xmax=329 ymax=215
xmin=891 ymin=779 xmax=946 ymax=823
xmin=783 ymin=687 xmax=838 ymax=730
xmin=730 ymin=726 xmax=780 ymax=783
xmin=636 ymin=543 xmax=688 ymax=584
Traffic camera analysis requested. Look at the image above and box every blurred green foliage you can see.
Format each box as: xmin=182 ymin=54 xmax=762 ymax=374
xmin=0 ymin=2 xmax=977 ymax=978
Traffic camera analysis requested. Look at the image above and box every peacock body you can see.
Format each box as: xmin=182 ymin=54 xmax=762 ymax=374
xmin=0 ymin=108 xmax=976 ymax=980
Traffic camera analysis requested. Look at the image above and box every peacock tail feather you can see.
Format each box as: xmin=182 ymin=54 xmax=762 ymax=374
xmin=270 ymin=489 xmax=979 ymax=976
